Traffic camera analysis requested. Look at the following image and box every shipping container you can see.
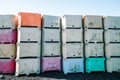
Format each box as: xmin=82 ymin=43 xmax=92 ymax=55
xmin=104 ymin=16 xmax=120 ymax=29
xmin=42 ymin=15 xmax=60 ymax=28
xmin=0 ymin=29 xmax=17 ymax=44
xmin=105 ymin=44 xmax=120 ymax=58
xmin=104 ymin=30 xmax=120 ymax=43
xmin=15 ymin=58 xmax=40 ymax=76
xmin=18 ymin=12 xmax=41 ymax=27
xmin=0 ymin=44 xmax=16 ymax=58
xmin=84 ymin=29 xmax=103 ymax=43
xmin=62 ymin=43 xmax=83 ymax=58
xmin=42 ymin=43 xmax=60 ymax=56
xmin=63 ymin=58 xmax=84 ymax=74
xmin=18 ymin=27 xmax=40 ymax=43
xmin=62 ymin=29 xmax=83 ymax=43
xmin=106 ymin=58 xmax=120 ymax=73
xmin=85 ymin=43 xmax=104 ymax=57
xmin=0 ymin=59 xmax=15 ymax=74
xmin=0 ymin=15 xmax=17 ymax=29
xmin=42 ymin=57 xmax=61 ymax=72
xmin=62 ymin=15 xmax=82 ymax=28
xmin=17 ymin=43 xmax=40 ymax=58
xmin=85 ymin=58 xmax=105 ymax=73
xmin=42 ymin=28 xmax=60 ymax=42
xmin=84 ymin=15 xmax=103 ymax=29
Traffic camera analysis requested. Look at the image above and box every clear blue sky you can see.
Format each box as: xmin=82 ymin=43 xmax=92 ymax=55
xmin=0 ymin=0 xmax=120 ymax=16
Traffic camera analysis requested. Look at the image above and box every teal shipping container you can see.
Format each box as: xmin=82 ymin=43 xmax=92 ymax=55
xmin=85 ymin=58 xmax=105 ymax=73
xmin=63 ymin=58 xmax=84 ymax=74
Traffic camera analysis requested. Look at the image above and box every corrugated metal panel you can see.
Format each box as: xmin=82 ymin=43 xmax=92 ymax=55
xmin=42 ymin=43 xmax=61 ymax=56
xmin=62 ymin=15 xmax=82 ymax=28
xmin=0 ymin=29 xmax=17 ymax=44
xmin=43 ymin=28 xmax=60 ymax=42
xmin=18 ymin=27 xmax=40 ymax=43
xmin=105 ymin=30 xmax=120 ymax=43
xmin=0 ymin=44 xmax=16 ymax=58
xmin=15 ymin=58 xmax=40 ymax=76
xmin=84 ymin=15 xmax=103 ymax=29
xmin=0 ymin=59 xmax=15 ymax=74
xmin=62 ymin=43 xmax=83 ymax=58
xmin=17 ymin=43 xmax=40 ymax=58
xmin=0 ymin=15 xmax=17 ymax=29
xmin=42 ymin=15 xmax=60 ymax=28
xmin=85 ymin=43 xmax=104 ymax=57
xmin=62 ymin=29 xmax=83 ymax=42
xmin=63 ymin=58 xmax=84 ymax=74
xmin=85 ymin=58 xmax=105 ymax=73
xmin=106 ymin=58 xmax=120 ymax=73
xmin=42 ymin=57 xmax=61 ymax=72
xmin=104 ymin=16 xmax=120 ymax=29
xmin=85 ymin=29 xmax=103 ymax=43
xmin=18 ymin=12 xmax=41 ymax=27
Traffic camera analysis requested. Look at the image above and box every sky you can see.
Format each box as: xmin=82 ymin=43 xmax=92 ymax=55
xmin=0 ymin=0 xmax=120 ymax=16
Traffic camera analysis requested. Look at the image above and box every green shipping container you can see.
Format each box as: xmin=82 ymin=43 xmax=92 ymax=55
xmin=85 ymin=58 xmax=105 ymax=73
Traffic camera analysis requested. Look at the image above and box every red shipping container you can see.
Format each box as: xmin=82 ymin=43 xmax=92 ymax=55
xmin=0 ymin=59 xmax=15 ymax=74
xmin=18 ymin=12 xmax=41 ymax=28
xmin=0 ymin=29 xmax=17 ymax=44
xmin=42 ymin=57 xmax=61 ymax=72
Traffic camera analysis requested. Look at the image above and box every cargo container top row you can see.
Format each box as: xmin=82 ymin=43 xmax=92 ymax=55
xmin=0 ymin=12 xmax=120 ymax=29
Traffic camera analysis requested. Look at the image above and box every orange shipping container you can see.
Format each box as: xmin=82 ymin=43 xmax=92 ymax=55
xmin=18 ymin=12 xmax=41 ymax=28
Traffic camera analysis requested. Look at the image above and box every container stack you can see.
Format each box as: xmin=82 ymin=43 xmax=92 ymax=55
xmin=84 ymin=15 xmax=105 ymax=73
xmin=0 ymin=15 xmax=17 ymax=74
xmin=62 ymin=15 xmax=84 ymax=74
xmin=15 ymin=12 xmax=41 ymax=76
xmin=104 ymin=16 xmax=120 ymax=73
xmin=41 ymin=15 xmax=61 ymax=72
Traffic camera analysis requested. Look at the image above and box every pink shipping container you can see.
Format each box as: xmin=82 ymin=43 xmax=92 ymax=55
xmin=42 ymin=57 xmax=61 ymax=72
xmin=0 ymin=59 xmax=15 ymax=74
xmin=0 ymin=29 xmax=17 ymax=44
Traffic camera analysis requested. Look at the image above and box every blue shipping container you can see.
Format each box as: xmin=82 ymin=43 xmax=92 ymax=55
xmin=63 ymin=58 xmax=84 ymax=74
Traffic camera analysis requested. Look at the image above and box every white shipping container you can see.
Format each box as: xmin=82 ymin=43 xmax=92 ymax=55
xmin=104 ymin=16 xmax=120 ymax=29
xmin=85 ymin=29 xmax=103 ymax=43
xmin=0 ymin=44 xmax=16 ymax=58
xmin=62 ymin=29 xmax=83 ymax=43
xmin=62 ymin=15 xmax=82 ymax=28
xmin=84 ymin=15 xmax=103 ymax=29
xmin=15 ymin=58 xmax=40 ymax=76
xmin=105 ymin=30 xmax=120 ymax=43
xmin=106 ymin=58 xmax=120 ymax=73
xmin=62 ymin=43 xmax=83 ymax=58
xmin=42 ymin=43 xmax=61 ymax=56
xmin=17 ymin=43 xmax=40 ymax=58
xmin=0 ymin=15 xmax=17 ymax=29
xmin=105 ymin=44 xmax=120 ymax=58
xmin=43 ymin=28 xmax=60 ymax=42
xmin=18 ymin=27 xmax=41 ymax=43
xmin=85 ymin=43 xmax=104 ymax=57
xmin=42 ymin=15 xmax=60 ymax=28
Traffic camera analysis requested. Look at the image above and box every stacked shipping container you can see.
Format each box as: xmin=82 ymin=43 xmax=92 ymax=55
xmin=0 ymin=15 xmax=17 ymax=74
xmin=0 ymin=12 xmax=120 ymax=76
xmin=41 ymin=15 xmax=61 ymax=72
xmin=62 ymin=15 xmax=84 ymax=74
xmin=104 ymin=16 xmax=120 ymax=73
xmin=15 ymin=12 xmax=41 ymax=76
xmin=84 ymin=15 xmax=105 ymax=73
